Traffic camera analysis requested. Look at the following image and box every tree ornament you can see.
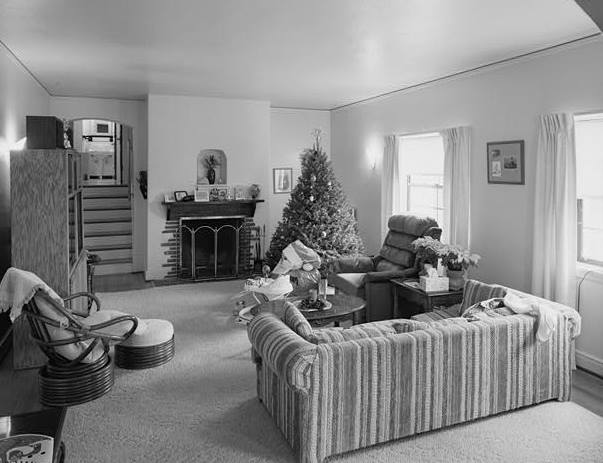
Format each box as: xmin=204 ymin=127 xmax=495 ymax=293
xmin=309 ymin=195 xmax=314 ymax=202
xmin=321 ymin=231 xmax=327 ymax=238
xmin=311 ymin=174 xmax=317 ymax=182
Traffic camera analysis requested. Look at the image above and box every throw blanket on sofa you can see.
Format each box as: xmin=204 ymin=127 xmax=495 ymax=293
xmin=462 ymin=292 xmax=581 ymax=342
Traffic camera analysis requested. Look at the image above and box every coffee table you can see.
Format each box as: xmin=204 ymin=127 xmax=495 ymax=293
xmin=250 ymin=292 xmax=366 ymax=327
xmin=288 ymin=292 xmax=366 ymax=327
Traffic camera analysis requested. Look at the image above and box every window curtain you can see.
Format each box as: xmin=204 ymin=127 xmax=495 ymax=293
xmin=441 ymin=127 xmax=471 ymax=247
xmin=381 ymin=135 xmax=400 ymax=240
xmin=532 ymin=113 xmax=576 ymax=306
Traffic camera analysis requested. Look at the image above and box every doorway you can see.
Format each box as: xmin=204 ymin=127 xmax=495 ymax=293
xmin=70 ymin=118 xmax=135 ymax=276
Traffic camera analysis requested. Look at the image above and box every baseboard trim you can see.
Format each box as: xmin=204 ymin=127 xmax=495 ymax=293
xmin=576 ymin=349 xmax=603 ymax=377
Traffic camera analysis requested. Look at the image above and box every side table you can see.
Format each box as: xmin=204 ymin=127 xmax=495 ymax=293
xmin=391 ymin=279 xmax=463 ymax=319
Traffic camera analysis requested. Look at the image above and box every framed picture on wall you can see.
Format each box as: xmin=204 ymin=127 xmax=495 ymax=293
xmin=273 ymin=168 xmax=293 ymax=194
xmin=487 ymin=140 xmax=525 ymax=184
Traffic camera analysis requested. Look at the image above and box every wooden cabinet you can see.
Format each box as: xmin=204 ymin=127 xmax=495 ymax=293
xmin=10 ymin=149 xmax=87 ymax=369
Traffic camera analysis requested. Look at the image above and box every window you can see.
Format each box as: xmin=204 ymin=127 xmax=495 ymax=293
xmin=399 ymin=133 xmax=445 ymax=224
xmin=575 ymin=113 xmax=603 ymax=266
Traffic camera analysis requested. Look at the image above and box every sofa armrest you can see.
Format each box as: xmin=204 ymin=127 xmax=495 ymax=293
xmin=365 ymin=267 xmax=418 ymax=282
xmin=248 ymin=313 xmax=317 ymax=392
xmin=331 ymin=255 xmax=375 ymax=274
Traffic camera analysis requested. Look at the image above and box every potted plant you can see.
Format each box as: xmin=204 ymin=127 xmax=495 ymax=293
xmin=203 ymin=154 xmax=220 ymax=185
xmin=440 ymin=244 xmax=481 ymax=290
xmin=411 ymin=236 xmax=445 ymax=274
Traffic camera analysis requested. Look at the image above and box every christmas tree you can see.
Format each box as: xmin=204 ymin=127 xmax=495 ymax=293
xmin=265 ymin=130 xmax=364 ymax=268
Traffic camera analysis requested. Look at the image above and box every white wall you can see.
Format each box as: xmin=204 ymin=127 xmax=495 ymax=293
xmin=330 ymin=36 xmax=603 ymax=374
xmin=0 ymin=44 xmax=50 ymax=276
xmin=146 ymin=95 xmax=271 ymax=280
xmin=269 ymin=108 xmax=331 ymax=242
xmin=49 ymin=96 xmax=148 ymax=272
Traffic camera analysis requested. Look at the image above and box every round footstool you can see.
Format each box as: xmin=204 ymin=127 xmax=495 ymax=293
xmin=115 ymin=319 xmax=175 ymax=369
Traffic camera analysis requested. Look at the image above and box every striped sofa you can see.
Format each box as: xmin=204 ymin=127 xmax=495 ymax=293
xmin=247 ymin=284 xmax=580 ymax=463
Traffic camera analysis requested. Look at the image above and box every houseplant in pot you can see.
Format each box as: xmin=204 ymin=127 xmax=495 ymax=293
xmin=411 ymin=236 xmax=445 ymax=275
xmin=441 ymin=244 xmax=481 ymax=290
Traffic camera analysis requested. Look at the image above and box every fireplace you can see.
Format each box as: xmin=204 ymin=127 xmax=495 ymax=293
xmin=161 ymin=200 xmax=264 ymax=281
xmin=179 ymin=216 xmax=245 ymax=279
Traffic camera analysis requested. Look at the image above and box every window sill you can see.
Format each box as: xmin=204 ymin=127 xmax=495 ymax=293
xmin=576 ymin=262 xmax=603 ymax=283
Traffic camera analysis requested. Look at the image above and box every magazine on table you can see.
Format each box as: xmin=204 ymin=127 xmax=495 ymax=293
xmin=0 ymin=434 xmax=53 ymax=463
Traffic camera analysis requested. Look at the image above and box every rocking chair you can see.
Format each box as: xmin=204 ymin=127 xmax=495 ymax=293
xmin=23 ymin=291 xmax=138 ymax=407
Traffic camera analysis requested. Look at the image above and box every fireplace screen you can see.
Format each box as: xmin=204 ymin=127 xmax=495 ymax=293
xmin=179 ymin=216 xmax=246 ymax=279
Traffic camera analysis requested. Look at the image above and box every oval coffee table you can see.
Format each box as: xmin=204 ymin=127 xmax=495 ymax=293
xmin=289 ymin=292 xmax=366 ymax=327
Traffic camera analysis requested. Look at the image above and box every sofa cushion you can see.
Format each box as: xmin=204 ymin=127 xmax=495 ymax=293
xmin=328 ymin=273 xmax=366 ymax=298
xmin=282 ymin=302 xmax=314 ymax=340
xmin=119 ymin=318 xmax=174 ymax=348
xmin=310 ymin=319 xmax=428 ymax=344
xmin=411 ymin=305 xmax=461 ymax=323
xmin=460 ymin=280 xmax=507 ymax=312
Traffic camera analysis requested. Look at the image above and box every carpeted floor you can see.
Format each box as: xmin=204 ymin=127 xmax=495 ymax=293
xmin=63 ymin=281 xmax=603 ymax=462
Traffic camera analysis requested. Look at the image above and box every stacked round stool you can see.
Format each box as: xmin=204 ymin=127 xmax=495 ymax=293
xmin=39 ymin=353 xmax=114 ymax=407
xmin=115 ymin=319 xmax=175 ymax=369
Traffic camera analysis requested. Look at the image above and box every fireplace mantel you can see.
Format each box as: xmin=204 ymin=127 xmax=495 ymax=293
xmin=163 ymin=199 xmax=264 ymax=220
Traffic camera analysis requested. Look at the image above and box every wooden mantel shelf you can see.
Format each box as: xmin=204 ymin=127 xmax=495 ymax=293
xmin=162 ymin=199 xmax=265 ymax=220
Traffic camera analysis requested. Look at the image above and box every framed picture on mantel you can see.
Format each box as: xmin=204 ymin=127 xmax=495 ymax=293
xmin=487 ymin=140 xmax=525 ymax=185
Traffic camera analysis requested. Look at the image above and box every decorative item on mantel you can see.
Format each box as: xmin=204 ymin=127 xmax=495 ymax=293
xmin=198 ymin=149 xmax=227 ymax=185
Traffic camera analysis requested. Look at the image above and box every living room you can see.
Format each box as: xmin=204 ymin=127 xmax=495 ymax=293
xmin=1 ymin=1 xmax=602 ymax=462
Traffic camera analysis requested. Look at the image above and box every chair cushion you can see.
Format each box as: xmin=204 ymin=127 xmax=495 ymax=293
xmin=375 ymin=260 xmax=406 ymax=273
xmin=387 ymin=215 xmax=439 ymax=235
xmin=82 ymin=309 xmax=147 ymax=337
xmin=460 ymin=280 xmax=507 ymax=312
xmin=119 ymin=319 xmax=174 ymax=348
xmin=34 ymin=295 xmax=105 ymax=364
xmin=328 ymin=273 xmax=366 ymax=298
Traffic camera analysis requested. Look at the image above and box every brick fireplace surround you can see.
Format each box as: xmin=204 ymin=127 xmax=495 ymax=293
xmin=161 ymin=200 xmax=264 ymax=281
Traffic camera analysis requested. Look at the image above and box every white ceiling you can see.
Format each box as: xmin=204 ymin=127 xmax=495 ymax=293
xmin=0 ymin=0 xmax=599 ymax=110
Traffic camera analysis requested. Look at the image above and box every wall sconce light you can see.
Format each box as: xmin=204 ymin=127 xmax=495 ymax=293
xmin=369 ymin=157 xmax=376 ymax=170
xmin=11 ymin=137 xmax=27 ymax=151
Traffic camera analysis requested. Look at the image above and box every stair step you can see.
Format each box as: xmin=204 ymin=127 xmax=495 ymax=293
xmin=84 ymin=209 xmax=131 ymax=222
xmin=84 ymin=222 xmax=132 ymax=235
xmin=92 ymin=248 xmax=133 ymax=261
xmin=86 ymin=243 xmax=132 ymax=252
xmin=83 ymin=185 xmax=129 ymax=199
xmin=94 ymin=262 xmax=133 ymax=276
xmin=84 ymin=235 xmax=132 ymax=248
xmin=83 ymin=197 xmax=130 ymax=209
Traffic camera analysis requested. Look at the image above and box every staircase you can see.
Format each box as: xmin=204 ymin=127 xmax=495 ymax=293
xmin=83 ymin=185 xmax=133 ymax=275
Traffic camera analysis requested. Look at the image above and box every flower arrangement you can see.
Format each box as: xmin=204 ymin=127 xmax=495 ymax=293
xmin=411 ymin=236 xmax=445 ymax=267
xmin=203 ymin=154 xmax=220 ymax=169
xmin=411 ymin=238 xmax=481 ymax=271
xmin=440 ymin=244 xmax=481 ymax=271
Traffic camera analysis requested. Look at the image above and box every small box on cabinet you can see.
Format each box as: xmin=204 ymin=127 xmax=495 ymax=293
xmin=419 ymin=276 xmax=449 ymax=292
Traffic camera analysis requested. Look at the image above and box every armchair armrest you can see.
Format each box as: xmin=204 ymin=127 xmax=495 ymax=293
xmin=64 ymin=292 xmax=101 ymax=316
xmin=331 ymin=255 xmax=376 ymax=274
xmin=248 ymin=313 xmax=317 ymax=392
xmin=365 ymin=267 xmax=418 ymax=283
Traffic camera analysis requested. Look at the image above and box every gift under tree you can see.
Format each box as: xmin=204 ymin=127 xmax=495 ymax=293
xmin=265 ymin=130 xmax=364 ymax=269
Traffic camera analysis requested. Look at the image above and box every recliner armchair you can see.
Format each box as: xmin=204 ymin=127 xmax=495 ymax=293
xmin=328 ymin=214 xmax=442 ymax=321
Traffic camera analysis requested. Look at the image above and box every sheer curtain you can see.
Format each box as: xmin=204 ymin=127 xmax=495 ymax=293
xmin=441 ymin=127 xmax=471 ymax=247
xmin=381 ymin=135 xmax=400 ymax=240
xmin=532 ymin=113 xmax=576 ymax=306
